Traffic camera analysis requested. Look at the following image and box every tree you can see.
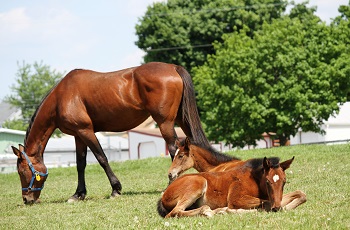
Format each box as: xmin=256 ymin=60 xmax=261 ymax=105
xmin=193 ymin=14 xmax=350 ymax=147
xmin=4 ymin=61 xmax=63 ymax=134
xmin=135 ymin=0 xmax=287 ymax=72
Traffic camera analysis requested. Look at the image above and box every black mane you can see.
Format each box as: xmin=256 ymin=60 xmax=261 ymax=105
xmin=183 ymin=138 xmax=240 ymax=163
xmin=24 ymin=81 xmax=60 ymax=146
xmin=246 ymin=157 xmax=280 ymax=170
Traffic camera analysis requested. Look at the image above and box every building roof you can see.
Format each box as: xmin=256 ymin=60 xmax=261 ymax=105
xmin=0 ymin=128 xmax=26 ymax=136
xmin=129 ymin=127 xmax=186 ymax=139
xmin=45 ymin=133 xmax=128 ymax=151
xmin=0 ymin=102 xmax=19 ymax=127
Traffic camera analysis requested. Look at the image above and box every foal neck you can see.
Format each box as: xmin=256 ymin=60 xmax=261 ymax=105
xmin=191 ymin=145 xmax=230 ymax=172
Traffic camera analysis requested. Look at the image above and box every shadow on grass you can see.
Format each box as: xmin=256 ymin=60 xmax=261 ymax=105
xmin=45 ymin=189 xmax=162 ymax=204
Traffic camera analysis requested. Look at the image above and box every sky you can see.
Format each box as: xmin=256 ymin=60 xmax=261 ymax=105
xmin=0 ymin=0 xmax=348 ymax=101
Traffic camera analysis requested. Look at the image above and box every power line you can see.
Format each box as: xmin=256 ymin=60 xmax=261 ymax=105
xmin=147 ymin=44 xmax=213 ymax=52
xmin=144 ymin=2 xmax=289 ymax=17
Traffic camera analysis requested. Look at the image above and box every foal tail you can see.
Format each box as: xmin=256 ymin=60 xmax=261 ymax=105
xmin=157 ymin=199 xmax=169 ymax=218
xmin=175 ymin=66 xmax=210 ymax=148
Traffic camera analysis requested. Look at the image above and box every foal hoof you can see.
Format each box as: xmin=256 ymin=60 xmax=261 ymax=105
xmin=201 ymin=205 xmax=214 ymax=218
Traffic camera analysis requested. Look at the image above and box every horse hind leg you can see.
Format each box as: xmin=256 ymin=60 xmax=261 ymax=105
xmin=156 ymin=120 xmax=178 ymax=159
xmin=281 ymin=190 xmax=307 ymax=210
xmin=78 ymin=128 xmax=122 ymax=197
xmin=68 ymin=136 xmax=88 ymax=203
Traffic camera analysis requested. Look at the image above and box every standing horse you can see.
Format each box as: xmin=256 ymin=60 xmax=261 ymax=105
xmin=11 ymin=62 xmax=210 ymax=204
xmin=158 ymin=156 xmax=305 ymax=218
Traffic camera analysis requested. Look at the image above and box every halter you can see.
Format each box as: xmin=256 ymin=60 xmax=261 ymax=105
xmin=21 ymin=151 xmax=48 ymax=192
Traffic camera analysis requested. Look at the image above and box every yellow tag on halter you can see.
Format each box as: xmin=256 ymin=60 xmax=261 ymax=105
xmin=35 ymin=174 xmax=41 ymax=181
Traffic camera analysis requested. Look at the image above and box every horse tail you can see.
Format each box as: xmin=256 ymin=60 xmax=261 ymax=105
xmin=175 ymin=66 xmax=210 ymax=148
xmin=157 ymin=198 xmax=169 ymax=218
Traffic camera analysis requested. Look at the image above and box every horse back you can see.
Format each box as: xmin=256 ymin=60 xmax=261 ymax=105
xmin=51 ymin=62 xmax=184 ymax=132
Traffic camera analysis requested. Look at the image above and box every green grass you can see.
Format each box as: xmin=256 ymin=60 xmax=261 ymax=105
xmin=1 ymin=144 xmax=349 ymax=229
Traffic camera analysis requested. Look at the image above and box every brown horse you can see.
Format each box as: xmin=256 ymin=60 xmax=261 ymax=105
xmin=11 ymin=62 xmax=210 ymax=204
xmin=168 ymin=138 xmax=241 ymax=182
xmin=159 ymin=156 xmax=306 ymax=218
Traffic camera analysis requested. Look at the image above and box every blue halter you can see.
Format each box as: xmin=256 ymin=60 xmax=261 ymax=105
xmin=21 ymin=151 xmax=48 ymax=192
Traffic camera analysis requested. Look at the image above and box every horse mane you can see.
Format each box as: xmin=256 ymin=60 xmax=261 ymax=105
xmin=183 ymin=138 xmax=240 ymax=163
xmin=246 ymin=157 xmax=280 ymax=170
xmin=24 ymin=80 xmax=60 ymax=146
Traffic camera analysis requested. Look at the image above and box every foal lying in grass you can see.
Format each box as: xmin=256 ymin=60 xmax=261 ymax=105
xmin=158 ymin=139 xmax=306 ymax=218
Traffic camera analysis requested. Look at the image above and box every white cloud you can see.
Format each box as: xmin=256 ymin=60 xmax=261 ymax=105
xmin=0 ymin=8 xmax=31 ymax=34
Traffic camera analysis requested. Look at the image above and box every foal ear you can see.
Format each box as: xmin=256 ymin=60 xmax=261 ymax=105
xmin=280 ymin=156 xmax=295 ymax=171
xmin=263 ymin=157 xmax=271 ymax=172
xmin=185 ymin=137 xmax=191 ymax=148
xmin=175 ymin=139 xmax=181 ymax=147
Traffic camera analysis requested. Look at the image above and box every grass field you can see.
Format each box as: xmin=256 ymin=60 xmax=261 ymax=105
xmin=0 ymin=144 xmax=349 ymax=229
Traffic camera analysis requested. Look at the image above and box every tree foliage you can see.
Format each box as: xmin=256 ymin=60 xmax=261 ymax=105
xmin=135 ymin=0 xmax=287 ymax=72
xmin=193 ymin=8 xmax=350 ymax=147
xmin=4 ymin=62 xmax=63 ymax=134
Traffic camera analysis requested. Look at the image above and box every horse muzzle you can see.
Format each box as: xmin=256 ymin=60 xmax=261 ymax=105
xmin=22 ymin=191 xmax=41 ymax=205
xmin=168 ymin=172 xmax=179 ymax=184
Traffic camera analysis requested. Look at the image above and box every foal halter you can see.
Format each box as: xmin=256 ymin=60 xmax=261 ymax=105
xmin=20 ymin=151 xmax=49 ymax=192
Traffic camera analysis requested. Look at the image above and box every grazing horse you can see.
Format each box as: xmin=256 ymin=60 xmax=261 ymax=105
xmin=158 ymin=156 xmax=306 ymax=218
xmin=11 ymin=62 xmax=210 ymax=204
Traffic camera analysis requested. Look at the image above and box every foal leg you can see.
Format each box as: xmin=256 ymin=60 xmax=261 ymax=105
xmin=213 ymin=207 xmax=258 ymax=215
xmin=68 ymin=136 xmax=88 ymax=202
xmin=281 ymin=190 xmax=307 ymax=210
xmin=78 ymin=129 xmax=122 ymax=197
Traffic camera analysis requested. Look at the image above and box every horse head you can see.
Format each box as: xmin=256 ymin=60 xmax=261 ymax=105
xmin=168 ymin=138 xmax=194 ymax=183
xmin=263 ymin=156 xmax=294 ymax=212
xmin=12 ymin=145 xmax=48 ymax=205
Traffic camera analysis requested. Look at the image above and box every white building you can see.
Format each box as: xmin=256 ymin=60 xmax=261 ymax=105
xmin=128 ymin=127 xmax=186 ymax=160
xmin=290 ymin=102 xmax=350 ymax=145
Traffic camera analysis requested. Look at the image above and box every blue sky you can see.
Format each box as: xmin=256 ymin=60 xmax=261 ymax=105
xmin=0 ymin=0 xmax=348 ymax=101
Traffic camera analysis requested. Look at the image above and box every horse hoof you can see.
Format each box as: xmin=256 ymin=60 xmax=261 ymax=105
xmin=67 ymin=195 xmax=83 ymax=203
xmin=110 ymin=191 xmax=121 ymax=199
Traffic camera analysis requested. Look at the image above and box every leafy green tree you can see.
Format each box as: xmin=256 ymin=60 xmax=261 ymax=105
xmin=135 ymin=0 xmax=287 ymax=72
xmin=4 ymin=61 xmax=63 ymax=134
xmin=193 ymin=14 xmax=350 ymax=147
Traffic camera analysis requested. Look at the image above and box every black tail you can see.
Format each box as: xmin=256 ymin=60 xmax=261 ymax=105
xmin=157 ymin=199 xmax=169 ymax=218
xmin=175 ymin=66 xmax=210 ymax=148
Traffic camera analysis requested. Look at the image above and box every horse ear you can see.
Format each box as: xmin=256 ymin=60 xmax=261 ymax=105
xmin=280 ymin=156 xmax=295 ymax=171
xmin=263 ymin=157 xmax=270 ymax=172
xmin=19 ymin=144 xmax=25 ymax=152
xmin=12 ymin=146 xmax=21 ymax=158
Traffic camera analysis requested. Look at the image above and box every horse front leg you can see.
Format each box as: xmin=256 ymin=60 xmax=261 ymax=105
xmin=78 ymin=129 xmax=122 ymax=198
xmin=68 ymin=136 xmax=87 ymax=203
xmin=281 ymin=190 xmax=307 ymax=210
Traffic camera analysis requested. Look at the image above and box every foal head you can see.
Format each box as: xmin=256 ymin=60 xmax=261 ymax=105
xmin=168 ymin=138 xmax=194 ymax=182
xmin=262 ymin=157 xmax=294 ymax=211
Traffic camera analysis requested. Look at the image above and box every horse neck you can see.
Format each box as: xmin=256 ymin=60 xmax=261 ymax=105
xmin=25 ymin=98 xmax=57 ymax=159
xmin=191 ymin=146 xmax=223 ymax=172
